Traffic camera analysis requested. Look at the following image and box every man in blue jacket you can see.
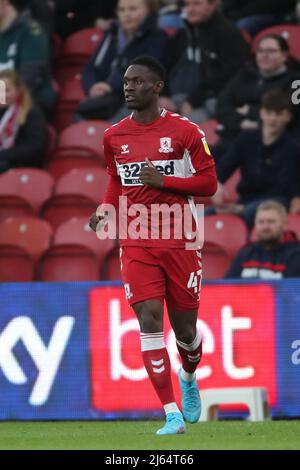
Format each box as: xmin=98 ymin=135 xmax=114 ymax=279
xmin=76 ymin=0 xmax=168 ymax=122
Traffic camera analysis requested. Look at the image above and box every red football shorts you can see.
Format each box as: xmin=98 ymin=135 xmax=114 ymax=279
xmin=120 ymin=246 xmax=202 ymax=311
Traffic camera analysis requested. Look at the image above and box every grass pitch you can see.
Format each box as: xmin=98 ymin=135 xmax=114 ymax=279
xmin=0 ymin=420 xmax=299 ymax=450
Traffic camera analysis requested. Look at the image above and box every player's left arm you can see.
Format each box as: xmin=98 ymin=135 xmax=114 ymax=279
xmin=162 ymin=126 xmax=218 ymax=196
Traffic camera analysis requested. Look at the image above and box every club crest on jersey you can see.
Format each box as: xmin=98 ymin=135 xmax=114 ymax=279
xmin=121 ymin=144 xmax=130 ymax=154
xmin=159 ymin=137 xmax=173 ymax=154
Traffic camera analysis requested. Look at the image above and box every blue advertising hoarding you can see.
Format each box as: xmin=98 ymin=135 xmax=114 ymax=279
xmin=0 ymin=280 xmax=299 ymax=419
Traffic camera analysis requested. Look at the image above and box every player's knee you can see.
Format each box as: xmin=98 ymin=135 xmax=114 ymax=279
xmin=175 ymin=327 xmax=197 ymax=345
xmin=137 ymin=303 xmax=163 ymax=333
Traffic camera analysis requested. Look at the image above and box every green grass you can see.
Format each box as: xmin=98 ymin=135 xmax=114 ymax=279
xmin=0 ymin=420 xmax=299 ymax=450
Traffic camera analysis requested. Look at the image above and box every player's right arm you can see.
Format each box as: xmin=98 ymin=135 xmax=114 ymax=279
xmin=89 ymin=129 xmax=122 ymax=232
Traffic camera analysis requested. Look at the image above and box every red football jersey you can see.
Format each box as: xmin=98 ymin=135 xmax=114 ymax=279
xmin=103 ymin=109 xmax=215 ymax=248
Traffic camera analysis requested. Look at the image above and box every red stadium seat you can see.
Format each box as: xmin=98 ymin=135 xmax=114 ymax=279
xmin=38 ymin=244 xmax=100 ymax=281
xmin=223 ymin=169 xmax=240 ymax=204
xmin=52 ymin=33 xmax=62 ymax=61
xmin=52 ymin=120 xmax=110 ymax=158
xmin=52 ymin=75 xmax=85 ymax=131
xmin=102 ymin=246 xmax=121 ymax=280
xmin=0 ymin=195 xmax=35 ymax=222
xmin=253 ymin=25 xmax=300 ymax=61
xmin=0 ymin=168 xmax=55 ymax=212
xmin=55 ymin=167 xmax=109 ymax=203
xmin=41 ymin=194 xmax=96 ymax=229
xmin=55 ymin=28 xmax=104 ymax=86
xmin=0 ymin=245 xmax=34 ymax=281
xmin=54 ymin=217 xmax=115 ymax=264
xmin=47 ymin=153 xmax=103 ymax=181
xmin=204 ymin=214 xmax=248 ymax=257
xmin=199 ymin=119 xmax=220 ymax=146
xmin=62 ymin=27 xmax=104 ymax=60
xmin=0 ymin=217 xmax=53 ymax=263
xmin=47 ymin=124 xmax=58 ymax=157
xmin=287 ymin=214 xmax=300 ymax=239
xmin=202 ymin=243 xmax=232 ymax=280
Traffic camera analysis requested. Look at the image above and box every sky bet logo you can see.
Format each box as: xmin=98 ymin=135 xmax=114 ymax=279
xmin=0 ymin=316 xmax=74 ymax=406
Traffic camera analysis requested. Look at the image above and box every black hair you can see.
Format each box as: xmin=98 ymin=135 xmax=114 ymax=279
xmin=258 ymin=34 xmax=290 ymax=53
xmin=129 ymin=56 xmax=166 ymax=82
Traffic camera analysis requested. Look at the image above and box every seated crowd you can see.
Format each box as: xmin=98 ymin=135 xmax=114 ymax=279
xmin=0 ymin=0 xmax=300 ymax=280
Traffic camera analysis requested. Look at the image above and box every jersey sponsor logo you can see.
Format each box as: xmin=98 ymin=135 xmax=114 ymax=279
xmin=117 ymin=160 xmax=176 ymax=186
xmin=121 ymin=144 xmax=129 ymax=154
xmin=159 ymin=137 xmax=174 ymax=154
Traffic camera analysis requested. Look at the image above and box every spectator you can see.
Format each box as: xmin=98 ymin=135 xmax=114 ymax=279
xmin=0 ymin=69 xmax=48 ymax=172
xmin=159 ymin=0 xmax=249 ymax=123
xmin=209 ymin=89 xmax=300 ymax=227
xmin=222 ymin=0 xmax=295 ymax=37
xmin=0 ymin=0 xmax=56 ymax=111
xmin=77 ymin=0 xmax=168 ymax=122
xmin=215 ymin=34 xmax=300 ymax=151
xmin=225 ymin=200 xmax=300 ymax=279
xmin=53 ymin=0 xmax=117 ymax=38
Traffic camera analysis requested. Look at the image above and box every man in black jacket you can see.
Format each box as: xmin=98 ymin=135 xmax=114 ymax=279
xmin=215 ymin=34 xmax=300 ymax=148
xmin=210 ymin=89 xmax=300 ymax=227
xmin=225 ymin=200 xmax=300 ymax=279
xmin=160 ymin=0 xmax=249 ymax=123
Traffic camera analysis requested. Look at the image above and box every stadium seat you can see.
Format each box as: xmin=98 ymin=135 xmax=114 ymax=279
xmin=0 ymin=217 xmax=53 ymax=263
xmin=223 ymin=170 xmax=241 ymax=204
xmin=55 ymin=28 xmax=104 ymax=86
xmin=199 ymin=119 xmax=220 ymax=146
xmin=253 ymin=25 xmax=300 ymax=61
xmin=41 ymin=194 xmax=96 ymax=229
xmin=51 ymin=120 xmax=110 ymax=161
xmin=47 ymin=124 xmax=58 ymax=157
xmin=62 ymin=27 xmax=104 ymax=60
xmin=0 ymin=245 xmax=34 ymax=281
xmin=0 ymin=168 xmax=55 ymax=213
xmin=51 ymin=75 xmax=85 ymax=131
xmin=47 ymin=153 xmax=103 ymax=181
xmin=204 ymin=214 xmax=248 ymax=257
xmin=52 ymin=32 xmax=62 ymax=61
xmin=287 ymin=214 xmax=300 ymax=240
xmin=201 ymin=243 xmax=233 ymax=280
xmin=55 ymin=167 xmax=109 ymax=203
xmin=54 ymin=217 xmax=115 ymax=264
xmin=102 ymin=246 xmax=121 ymax=280
xmin=0 ymin=195 xmax=35 ymax=222
xmin=38 ymin=244 xmax=100 ymax=281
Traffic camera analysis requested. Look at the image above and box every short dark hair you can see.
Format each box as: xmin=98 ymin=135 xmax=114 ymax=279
xmin=261 ymin=89 xmax=292 ymax=112
xmin=129 ymin=56 xmax=166 ymax=82
xmin=258 ymin=34 xmax=290 ymax=53
xmin=9 ymin=0 xmax=30 ymax=11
